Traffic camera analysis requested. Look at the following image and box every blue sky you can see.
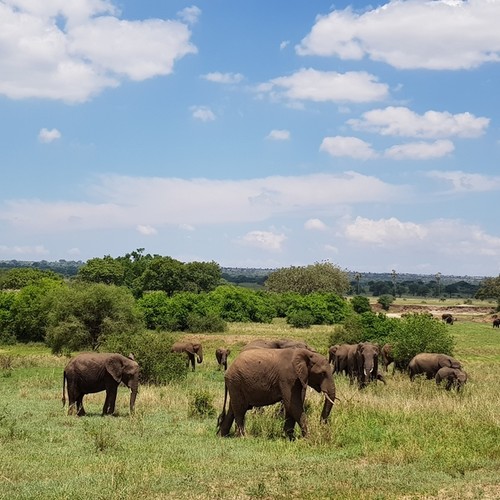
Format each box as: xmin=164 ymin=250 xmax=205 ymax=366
xmin=1 ymin=0 xmax=499 ymax=276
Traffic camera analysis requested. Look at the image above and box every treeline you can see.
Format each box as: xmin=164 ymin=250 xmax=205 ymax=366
xmin=359 ymin=279 xmax=480 ymax=298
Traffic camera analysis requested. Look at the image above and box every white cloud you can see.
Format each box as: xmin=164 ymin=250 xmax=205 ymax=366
xmin=67 ymin=247 xmax=81 ymax=256
xmin=305 ymin=218 xmax=327 ymax=231
xmin=296 ymin=1 xmax=500 ymax=70
xmin=136 ymin=224 xmax=158 ymax=236
xmin=239 ymin=230 xmax=286 ymax=251
xmin=0 ymin=1 xmax=197 ymax=102
xmin=343 ymin=216 xmax=500 ymax=257
xmin=266 ymin=129 xmax=290 ymax=141
xmin=0 ymin=244 xmax=49 ymax=255
xmin=348 ymin=107 xmax=489 ymax=139
xmin=384 ymin=140 xmax=454 ymax=160
xmin=191 ymin=105 xmax=216 ymax=121
xmin=320 ymin=136 xmax=377 ymax=160
xmin=427 ymin=171 xmax=500 ymax=193
xmin=177 ymin=6 xmax=201 ymax=25
xmin=202 ymin=72 xmax=244 ymax=84
xmin=38 ymin=128 xmax=61 ymax=143
xmin=280 ymin=40 xmax=290 ymax=50
xmin=0 ymin=172 xmax=405 ymax=232
xmin=260 ymin=68 xmax=389 ymax=104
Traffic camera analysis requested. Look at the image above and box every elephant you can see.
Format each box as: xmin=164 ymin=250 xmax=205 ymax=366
xmin=215 ymin=347 xmax=231 ymax=371
xmin=408 ymin=353 xmax=462 ymax=381
xmin=356 ymin=342 xmax=386 ymax=389
xmin=333 ymin=343 xmax=358 ymax=383
xmin=241 ymin=338 xmax=315 ymax=352
xmin=171 ymin=341 xmax=203 ymax=371
xmin=381 ymin=343 xmax=394 ymax=373
xmin=62 ymin=353 xmax=139 ymax=416
xmin=441 ymin=313 xmax=454 ymax=325
xmin=328 ymin=345 xmax=340 ymax=367
xmin=435 ymin=367 xmax=468 ymax=391
xmin=217 ymin=348 xmax=336 ymax=439
xmin=492 ymin=318 xmax=500 ymax=328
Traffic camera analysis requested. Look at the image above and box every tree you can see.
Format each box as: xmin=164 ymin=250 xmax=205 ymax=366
xmin=377 ymin=294 xmax=394 ymax=311
xmin=475 ymin=276 xmax=500 ymax=310
xmin=45 ymin=283 xmax=143 ymax=354
xmin=77 ymin=256 xmax=126 ymax=286
xmin=351 ymin=295 xmax=371 ymax=314
xmin=265 ymin=262 xmax=350 ymax=295
xmin=0 ymin=267 xmax=62 ymax=290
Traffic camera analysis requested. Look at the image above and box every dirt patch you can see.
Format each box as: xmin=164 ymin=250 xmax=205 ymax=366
xmin=377 ymin=303 xmax=496 ymax=322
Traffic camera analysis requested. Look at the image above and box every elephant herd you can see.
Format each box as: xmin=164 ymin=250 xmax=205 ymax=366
xmin=61 ymin=338 xmax=467 ymax=439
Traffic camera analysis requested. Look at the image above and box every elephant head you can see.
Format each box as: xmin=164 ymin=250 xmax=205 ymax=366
xmin=191 ymin=343 xmax=203 ymax=364
xmin=292 ymin=350 xmax=336 ymax=423
xmin=356 ymin=342 xmax=385 ymax=388
xmin=105 ymin=353 xmax=139 ymax=414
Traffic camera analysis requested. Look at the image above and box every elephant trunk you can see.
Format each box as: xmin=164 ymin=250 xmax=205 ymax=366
xmin=320 ymin=382 xmax=336 ymax=423
xmin=129 ymin=377 xmax=139 ymax=414
xmin=197 ymin=345 xmax=203 ymax=364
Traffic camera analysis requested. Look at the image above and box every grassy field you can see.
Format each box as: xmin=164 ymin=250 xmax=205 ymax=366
xmin=1 ymin=320 xmax=499 ymax=499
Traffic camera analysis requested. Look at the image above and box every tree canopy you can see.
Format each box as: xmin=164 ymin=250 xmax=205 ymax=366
xmin=265 ymin=262 xmax=350 ymax=295
xmin=475 ymin=276 xmax=500 ymax=310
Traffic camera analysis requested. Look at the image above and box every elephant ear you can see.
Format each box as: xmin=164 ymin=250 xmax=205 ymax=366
xmin=185 ymin=345 xmax=196 ymax=355
xmin=192 ymin=343 xmax=201 ymax=353
xmin=105 ymin=356 xmax=123 ymax=384
xmin=292 ymin=350 xmax=311 ymax=388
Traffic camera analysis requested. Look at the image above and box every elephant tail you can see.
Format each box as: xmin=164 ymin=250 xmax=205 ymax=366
xmin=62 ymin=371 xmax=66 ymax=407
xmin=216 ymin=383 xmax=229 ymax=434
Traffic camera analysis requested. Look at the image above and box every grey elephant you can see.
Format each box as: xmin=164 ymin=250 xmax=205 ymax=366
xmin=333 ymin=343 xmax=358 ymax=384
xmin=408 ymin=353 xmax=462 ymax=381
xmin=381 ymin=343 xmax=394 ymax=373
xmin=441 ymin=313 xmax=454 ymax=325
xmin=217 ymin=348 xmax=336 ymax=439
xmin=356 ymin=342 xmax=386 ymax=389
xmin=241 ymin=338 xmax=315 ymax=352
xmin=215 ymin=347 xmax=231 ymax=371
xmin=435 ymin=367 xmax=468 ymax=391
xmin=493 ymin=318 xmax=500 ymax=328
xmin=62 ymin=353 xmax=139 ymax=416
xmin=328 ymin=345 xmax=340 ymax=367
xmin=171 ymin=341 xmax=203 ymax=371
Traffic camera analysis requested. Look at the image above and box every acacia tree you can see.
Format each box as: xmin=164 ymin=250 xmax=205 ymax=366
xmin=475 ymin=276 xmax=500 ymax=311
xmin=265 ymin=262 xmax=350 ymax=295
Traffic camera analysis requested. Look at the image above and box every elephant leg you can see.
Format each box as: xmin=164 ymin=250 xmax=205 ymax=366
xmin=376 ymin=373 xmax=387 ymax=385
xmin=76 ymin=395 xmax=86 ymax=416
xmin=218 ymin=406 xmax=235 ymax=437
xmin=189 ymin=354 xmax=196 ymax=371
xmin=103 ymin=386 xmax=118 ymax=415
xmin=283 ymin=413 xmax=297 ymax=440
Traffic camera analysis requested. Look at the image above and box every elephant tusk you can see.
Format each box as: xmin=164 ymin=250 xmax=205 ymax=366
xmin=323 ymin=392 xmax=336 ymax=405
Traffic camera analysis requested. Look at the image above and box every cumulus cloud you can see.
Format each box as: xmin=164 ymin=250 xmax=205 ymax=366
xmin=38 ymin=128 xmax=61 ymax=143
xmin=266 ymin=129 xmax=290 ymax=141
xmin=259 ymin=68 xmax=389 ymax=104
xmin=305 ymin=218 xmax=327 ymax=231
xmin=384 ymin=140 xmax=454 ymax=160
xmin=239 ymin=230 xmax=286 ymax=251
xmin=0 ymin=1 xmax=197 ymax=102
xmin=177 ymin=6 xmax=201 ymax=25
xmin=296 ymin=0 xmax=500 ymax=70
xmin=343 ymin=216 xmax=500 ymax=257
xmin=136 ymin=224 xmax=158 ymax=236
xmin=280 ymin=40 xmax=290 ymax=50
xmin=427 ymin=171 xmax=500 ymax=193
xmin=202 ymin=72 xmax=244 ymax=84
xmin=0 ymin=244 xmax=49 ymax=255
xmin=191 ymin=105 xmax=216 ymax=121
xmin=0 ymin=172 xmax=405 ymax=232
xmin=348 ymin=107 xmax=489 ymax=139
xmin=320 ymin=136 xmax=377 ymax=160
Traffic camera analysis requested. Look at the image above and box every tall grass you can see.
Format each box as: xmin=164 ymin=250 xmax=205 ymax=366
xmin=0 ymin=320 xmax=499 ymax=499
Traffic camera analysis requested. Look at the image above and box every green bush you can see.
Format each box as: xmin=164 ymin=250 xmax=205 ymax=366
xmin=186 ymin=312 xmax=227 ymax=333
xmin=350 ymin=296 xmax=371 ymax=314
xmin=103 ymin=331 xmax=187 ymax=384
xmin=387 ymin=313 xmax=455 ymax=368
xmin=286 ymin=293 xmax=350 ymax=327
xmin=286 ymin=309 xmax=314 ymax=328
xmin=378 ymin=294 xmax=394 ymax=311
xmin=188 ymin=390 xmax=217 ymax=418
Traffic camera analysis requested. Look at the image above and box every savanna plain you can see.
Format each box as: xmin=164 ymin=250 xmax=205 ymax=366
xmin=1 ymin=312 xmax=499 ymax=499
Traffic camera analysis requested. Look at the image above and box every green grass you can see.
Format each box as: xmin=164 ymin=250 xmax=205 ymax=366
xmin=1 ymin=321 xmax=500 ymax=499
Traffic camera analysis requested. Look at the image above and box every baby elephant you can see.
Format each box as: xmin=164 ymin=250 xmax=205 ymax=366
xmin=215 ymin=348 xmax=231 ymax=370
xmin=435 ymin=367 xmax=467 ymax=391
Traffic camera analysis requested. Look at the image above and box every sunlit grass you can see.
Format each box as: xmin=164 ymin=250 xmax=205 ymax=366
xmin=1 ymin=320 xmax=499 ymax=499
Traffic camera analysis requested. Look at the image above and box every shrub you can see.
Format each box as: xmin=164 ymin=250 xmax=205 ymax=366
xmin=387 ymin=313 xmax=454 ymax=368
xmin=286 ymin=309 xmax=314 ymax=328
xmin=103 ymin=331 xmax=187 ymax=384
xmin=188 ymin=390 xmax=217 ymax=418
xmin=378 ymin=294 xmax=394 ymax=311
xmin=186 ymin=312 xmax=227 ymax=333
xmin=350 ymin=296 xmax=371 ymax=314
